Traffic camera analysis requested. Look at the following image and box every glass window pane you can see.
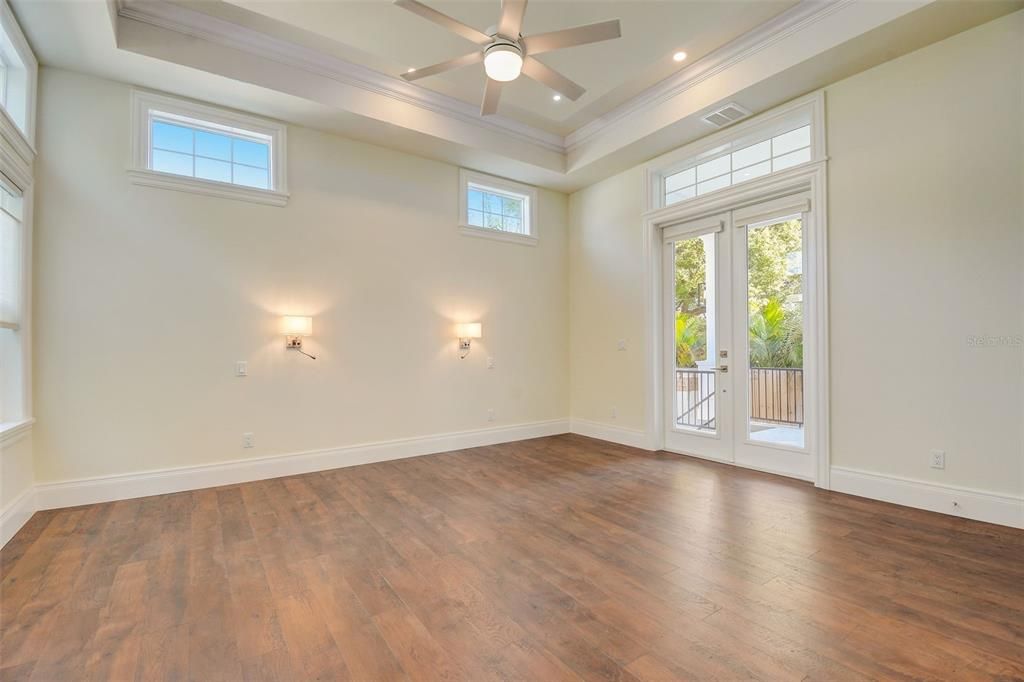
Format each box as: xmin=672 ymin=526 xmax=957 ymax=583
xmin=673 ymin=234 xmax=715 ymax=433
xmin=195 ymin=131 xmax=231 ymax=161
xmin=233 ymin=138 xmax=269 ymax=169
xmin=731 ymin=140 xmax=771 ymax=170
xmin=502 ymin=217 xmax=522 ymax=233
xmin=665 ymin=186 xmax=696 ymax=206
xmin=696 ymin=155 xmax=730 ymax=182
xmin=232 ymin=164 xmax=269 ymax=189
xmin=746 ymin=217 xmax=804 ymax=448
xmin=732 ymin=160 xmax=772 ymax=184
xmin=195 ymin=157 xmax=232 ymax=184
xmin=152 ymin=121 xmax=193 ymax=154
xmin=484 ymin=193 xmax=503 ymax=214
xmin=502 ymin=197 xmax=522 ymax=218
xmin=485 ymin=213 xmax=503 ymax=230
xmin=665 ymin=168 xmax=695 ymax=194
xmin=772 ymin=147 xmax=811 ymax=172
xmin=468 ymin=209 xmax=484 ymax=226
xmin=696 ymin=174 xmax=731 ymax=195
xmin=468 ymin=189 xmax=484 ymax=211
xmin=152 ymin=149 xmax=194 ymax=177
xmin=772 ymin=126 xmax=810 ymax=157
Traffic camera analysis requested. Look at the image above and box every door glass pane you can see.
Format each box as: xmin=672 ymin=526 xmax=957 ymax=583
xmin=673 ymin=234 xmax=716 ymax=432
xmin=746 ymin=215 xmax=804 ymax=448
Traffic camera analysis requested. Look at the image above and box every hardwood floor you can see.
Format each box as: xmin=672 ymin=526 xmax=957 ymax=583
xmin=2 ymin=434 xmax=1022 ymax=681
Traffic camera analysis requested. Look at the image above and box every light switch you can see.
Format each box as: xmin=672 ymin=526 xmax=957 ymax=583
xmin=235 ymin=361 xmax=248 ymax=377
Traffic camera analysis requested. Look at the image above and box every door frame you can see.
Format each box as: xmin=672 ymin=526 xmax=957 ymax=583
xmin=642 ymin=160 xmax=831 ymax=488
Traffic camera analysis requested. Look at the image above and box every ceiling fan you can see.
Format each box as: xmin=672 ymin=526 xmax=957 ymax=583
xmin=394 ymin=0 xmax=621 ymax=115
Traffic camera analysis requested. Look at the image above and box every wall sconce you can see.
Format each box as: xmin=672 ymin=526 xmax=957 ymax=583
xmin=455 ymin=322 xmax=482 ymax=359
xmin=282 ymin=316 xmax=316 ymax=360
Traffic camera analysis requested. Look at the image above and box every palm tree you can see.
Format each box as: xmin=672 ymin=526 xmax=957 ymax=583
xmin=748 ymin=298 xmax=802 ymax=368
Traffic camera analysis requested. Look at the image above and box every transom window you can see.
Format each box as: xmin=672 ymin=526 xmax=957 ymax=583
xmin=645 ymin=94 xmax=824 ymax=213
xmin=665 ymin=125 xmax=811 ymax=206
xmin=151 ymin=118 xmax=271 ymax=190
xmin=130 ymin=90 xmax=288 ymax=206
xmin=459 ymin=169 xmax=538 ymax=245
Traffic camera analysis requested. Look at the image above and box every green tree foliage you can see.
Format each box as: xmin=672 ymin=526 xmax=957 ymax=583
xmin=747 ymin=219 xmax=803 ymax=368
xmin=749 ymin=297 xmax=803 ymax=368
xmin=672 ymin=219 xmax=804 ymax=369
xmin=674 ymin=239 xmax=707 ymax=367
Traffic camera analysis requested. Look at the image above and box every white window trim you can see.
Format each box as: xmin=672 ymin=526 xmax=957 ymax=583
xmin=643 ymin=91 xmax=826 ymax=214
xmin=458 ymin=168 xmax=538 ymax=246
xmin=0 ymin=0 xmax=34 ymax=437
xmin=0 ymin=0 xmax=37 ymax=148
xmin=128 ymin=89 xmax=289 ymax=207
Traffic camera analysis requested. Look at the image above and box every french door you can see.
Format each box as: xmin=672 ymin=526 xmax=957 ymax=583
xmin=663 ymin=193 xmax=815 ymax=481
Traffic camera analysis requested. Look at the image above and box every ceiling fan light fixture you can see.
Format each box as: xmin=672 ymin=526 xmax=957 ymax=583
xmin=484 ymin=42 xmax=523 ymax=82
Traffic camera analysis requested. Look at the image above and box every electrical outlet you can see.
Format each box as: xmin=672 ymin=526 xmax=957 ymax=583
xmin=610 ymin=407 xmax=617 ymax=419
xmin=243 ymin=432 xmax=255 ymax=448
xmin=487 ymin=357 xmax=495 ymax=369
xmin=235 ymin=361 xmax=248 ymax=377
xmin=929 ymin=449 xmax=945 ymax=469
xmin=617 ymin=339 xmax=627 ymax=351
xmin=487 ymin=409 xmax=495 ymax=422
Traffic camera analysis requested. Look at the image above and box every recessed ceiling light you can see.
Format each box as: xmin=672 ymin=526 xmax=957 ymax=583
xmin=673 ymin=51 xmax=687 ymax=62
xmin=407 ymin=68 xmax=416 ymax=73
xmin=553 ymin=94 xmax=562 ymax=102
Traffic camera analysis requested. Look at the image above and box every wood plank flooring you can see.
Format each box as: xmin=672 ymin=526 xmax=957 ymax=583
xmin=2 ymin=434 xmax=1022 ymax=681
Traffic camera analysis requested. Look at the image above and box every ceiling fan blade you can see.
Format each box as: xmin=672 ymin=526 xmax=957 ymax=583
xmin=522 ymin=19 xmax=621 ymax=55
xmin=521 ymin=57 xmax=585 ymax=100
xmin=496 ymin=0 xmax=527 ymax=39
xmin=481 ymin=78 xmax=503 ymax=116
xmin=402 ymin=51 xmax=483 ymax=81
xmin=393 ymin=0 xmax=492 ymax=45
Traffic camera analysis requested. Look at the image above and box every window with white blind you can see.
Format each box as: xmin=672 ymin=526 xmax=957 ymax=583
xmin=0 ymin=182 xmax=25 ymax=424
xmin=459 ymin=169 xmax=538 ymax=245
xmin=129 ymin=90 xmax=289 ymax=206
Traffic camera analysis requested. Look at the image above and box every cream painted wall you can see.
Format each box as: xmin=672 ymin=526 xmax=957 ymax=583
xmin=825 ymin=11 xmax=1023 ymax=495
xmin=568 ymin=11 xmax=1023 ymax=496
xmin=32 ymin=67 xmax=568 ymax=483
xmin=568 ymin=167 xmax=647 ymax=433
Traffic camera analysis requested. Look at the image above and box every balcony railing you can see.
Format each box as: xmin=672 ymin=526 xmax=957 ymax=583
xmin=676 ymin=367 xmax=804 ymax=430
xmin=676 ymin=369 xmax=716 ymax=430
xmin=749 ymin=367 xmax=804 ymax=426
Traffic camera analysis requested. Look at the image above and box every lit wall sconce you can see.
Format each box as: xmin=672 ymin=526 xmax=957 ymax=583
xmin=282 ymin=316 xmax=316 ymax=360
xmin=455 ymin=322 xmax=482 ymax=359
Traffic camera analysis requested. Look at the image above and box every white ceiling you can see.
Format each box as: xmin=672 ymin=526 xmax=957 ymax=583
xmin=223 ymin=0 xmax=799 ymax=134
xmin=12 ymin=0 xmax=1022 ymax=191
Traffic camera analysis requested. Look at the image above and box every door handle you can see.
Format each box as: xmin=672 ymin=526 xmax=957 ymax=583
xmin=717 ymin=365 xmax=728 ymax=373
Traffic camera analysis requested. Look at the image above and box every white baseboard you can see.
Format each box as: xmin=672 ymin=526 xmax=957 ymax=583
xmin=570 ymin=418 xmax=653 ymax=450
xmin=33 ymin=419 xmax=570 ymax=513
xmin=830 ymin=466 xmax=1024 ymax=529
xmin=0 ymin=486 xmax=38 ymax=548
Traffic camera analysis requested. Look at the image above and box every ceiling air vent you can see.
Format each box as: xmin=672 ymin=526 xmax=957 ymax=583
xmin=701 ymin=102 xmax=751 ymax=128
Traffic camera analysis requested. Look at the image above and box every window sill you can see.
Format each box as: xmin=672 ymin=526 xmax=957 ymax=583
xmin=127 ymin=168 xmax=289 ymax=207
xmin=459 ymin=224 xmax=538 ymax=246
xmin=0 ymin=418 xmax=34 ymax=447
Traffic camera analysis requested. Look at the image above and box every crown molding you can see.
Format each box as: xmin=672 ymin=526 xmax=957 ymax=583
xmin=114 ymin=0 xmax=865 ymax=162
xmin=114 ymin=0 xmax=566 ymax=155
xmin=565 ymin=0 xmax=856 ymax=152
xmin=107 ymin=0 xmax=949 ymax=186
